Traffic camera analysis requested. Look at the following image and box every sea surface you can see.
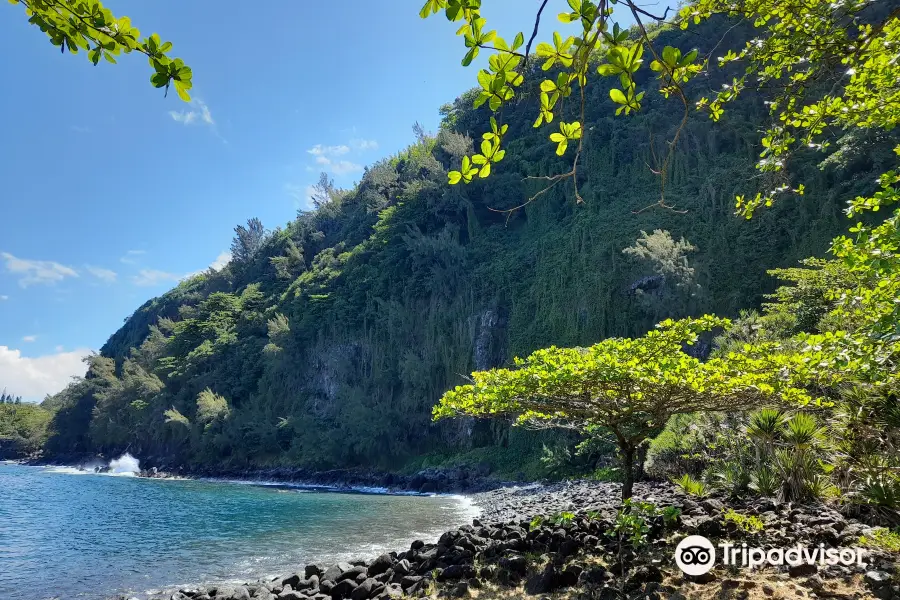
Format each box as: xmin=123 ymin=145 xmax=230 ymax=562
xmin=0 ymin=461 xmax=478 ymax=600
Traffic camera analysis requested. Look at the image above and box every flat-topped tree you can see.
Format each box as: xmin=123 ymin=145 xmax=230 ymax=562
xmin=434 ymin=316 xmax=819 ymax=500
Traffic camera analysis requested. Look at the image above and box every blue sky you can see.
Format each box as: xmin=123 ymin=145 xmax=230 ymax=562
xmin=0 ymin=1 xmax=640 ymax=400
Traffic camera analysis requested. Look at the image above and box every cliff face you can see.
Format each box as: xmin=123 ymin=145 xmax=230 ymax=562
xmin=43 ymin=17 xmax=896 ymax=472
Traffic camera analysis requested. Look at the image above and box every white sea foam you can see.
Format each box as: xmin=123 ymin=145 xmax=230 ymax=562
xmin=44 ymin=465 xmax=91 ymax=475
xmin=44 ymin=453 xmax=141 ymax=477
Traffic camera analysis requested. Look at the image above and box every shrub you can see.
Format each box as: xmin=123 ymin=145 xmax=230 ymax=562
xmin=724 ymin=509 xmax=765 ymax=533
xmin=749 ymin=465 xmax=779 ymax=497
xmin=587 ymin=466 xmax=623 ymax=482
xmin=673 ymin=473 xmax=709 ymax=497
xmin=709 ymin=459 xmax=752 ymax=498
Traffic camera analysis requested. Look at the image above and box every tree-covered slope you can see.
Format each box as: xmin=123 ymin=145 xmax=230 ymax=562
xmin=43 ymin=17 xmax=895 ymax=474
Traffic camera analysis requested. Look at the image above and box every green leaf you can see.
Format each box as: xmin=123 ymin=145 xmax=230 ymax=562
xmin=609 ymin=88 xmax=627 ymax=104
xmin=479 ymin=162 xmax=491 ymax=177
xmin=662 ymin=46 xmax=679 ymax=66
xmin=150 ymin=72 xmax=169 ymax=88
xmin=448 ymin=170 xmax=462 ymax=184
xmin=419 ymin=0 xmax=444 ymax=18
xmin=175 ymin=81 xmax=191 ymax=101
xmin=555 ymin=139 xmax=568 ymax=155
xmin=597 ymin=64 xmax=620 ymax=76
xmin=462 ymin=47 xmax=477 ymax=66
xmin=512 ymin=32 xmax=524 ymax=50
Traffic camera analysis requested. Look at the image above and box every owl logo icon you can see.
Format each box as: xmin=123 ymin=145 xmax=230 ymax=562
xmin=675 ymin=535 xmax=716 ymax=575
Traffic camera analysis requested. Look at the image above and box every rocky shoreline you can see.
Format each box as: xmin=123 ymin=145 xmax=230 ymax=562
xmin=28 ymin=454 xmax=513 ymax=495
xmin=131 ymin=480 xmax=900 ymax=600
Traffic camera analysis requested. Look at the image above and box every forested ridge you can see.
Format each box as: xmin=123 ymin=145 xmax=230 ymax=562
xmin=34 ymin=15 xmax=895 ymax=477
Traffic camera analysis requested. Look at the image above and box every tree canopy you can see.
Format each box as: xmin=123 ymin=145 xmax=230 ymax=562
xmin=434 ymin=316 xmax=828 ymax=497
xmin=421 ymin=0 xmax=899 ymax=214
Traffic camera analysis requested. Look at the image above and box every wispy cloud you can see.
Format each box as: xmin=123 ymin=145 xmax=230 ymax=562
xmin=119 ymin=250 xmax=146 ymax=265
xmin=0 ymin=295 xmax=8 ymax=301
xmin=350 ymin=138 xmax=379 ymax=151
xmin=0 ymin=345 xmax=92 ymax=402
xmin=314 ymin=155 xmax=362 ymax=175
xmin=22 ymin=335 xmax=37 ymax=343
xmin=308 ymin=144 xmax=351 ymax=157
xmin=85 ymin=265 xmax=117 ymax=283
xmin=168 ymin=97 xmax=225 ymax=142
xmin=304 ymin=136 xmax=375 ymax=177
xmin=70 ymin=125 xmax=91 ymax=134
xmin=131 ymin=269 xmax=182 ymax=287
xmin=169 ymin=97 xmax=215 ymax=126
xmin=1 ymin=252 xmax=79 ymax=288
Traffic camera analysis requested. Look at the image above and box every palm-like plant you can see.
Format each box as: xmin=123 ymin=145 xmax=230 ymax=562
xmin=749 ymin=465 xmax=779 ymax=497
xmin=783 ymin=412 xmax=827 ymax=450
xmin=747 ymin=408 xmax=787 ymax=460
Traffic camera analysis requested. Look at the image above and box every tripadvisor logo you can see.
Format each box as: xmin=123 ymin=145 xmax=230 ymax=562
xmin=675 ymin=536 xmax=716 ymax=575
xmin=674 ymin=536 xmax=866 ymax=575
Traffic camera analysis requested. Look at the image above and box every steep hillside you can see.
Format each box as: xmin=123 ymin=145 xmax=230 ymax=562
xmin=42 ymin=17 xmax=895 ymax=475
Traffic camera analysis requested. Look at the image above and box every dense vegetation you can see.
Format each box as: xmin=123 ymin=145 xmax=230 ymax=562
xmin=428 ymin=0 xmax=900 ymax=520
xmin=0 ymin=394 xmax=52 ymax=458
xmin=30 ymin=11 xmax=891 ymax=478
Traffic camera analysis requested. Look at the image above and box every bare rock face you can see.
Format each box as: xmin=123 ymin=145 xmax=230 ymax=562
xmin=473 ymin=308 xmax=503 ymax=372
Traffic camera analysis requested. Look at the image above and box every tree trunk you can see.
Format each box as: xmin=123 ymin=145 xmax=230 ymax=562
xmin=620 ymin=443 xmax=635 ymax=500
xmin=635 ymin=443 xmax=648 ymax=482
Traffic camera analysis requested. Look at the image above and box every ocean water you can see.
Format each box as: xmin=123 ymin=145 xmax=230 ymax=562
xmin=0 ymin=461 xmax=478 ymax=600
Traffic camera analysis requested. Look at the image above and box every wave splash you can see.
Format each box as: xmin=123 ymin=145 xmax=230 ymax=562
xmin=108 ymin=453 xmax=141 ymax=476
xmin=47 ymin=453 xmax=141 ymax=477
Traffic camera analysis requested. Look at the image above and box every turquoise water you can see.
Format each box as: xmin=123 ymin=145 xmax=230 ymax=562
xmin=0 ymin=462 xmax=477 ymax=600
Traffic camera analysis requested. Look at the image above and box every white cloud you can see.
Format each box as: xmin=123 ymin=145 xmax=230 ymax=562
xmin=55 ymin=345 xmax=64 ymax=352
xmin=304 ymin=137 xmax=374 ymax=176
xmin=70 ymin=125 xmax=91 ymax=134
xmin=131 ymin=269 xmax=182 ymax=287
xmin=169 ymin=98 xmax=215 ymax=127
xmin=209 ymin=251 xmax=231 ymax=271
xmin=0 ymin=295 xmax=7 ymax=301
xmin=350 ymin=138 xmax=379 ymax=151
xmin=314 ymin=155 xmax=362 ymax=175
xmin=1 ymin=252 xmax=79 ymax=288
xmin=0 ymin=345 xmax=92 ymax=402
xmin=307 ymin=144 xmax=350 ymax=157
xmin=22 ymin=335 xmax=37 ymax=343
xmin=119 ymin=250 xmax=146 ymax=265
xmin=85 ymin=265 xmax=117 ymax=283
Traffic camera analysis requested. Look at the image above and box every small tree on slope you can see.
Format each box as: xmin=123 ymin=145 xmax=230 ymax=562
xmin=433 ymin=316 xmax=822 ymax=500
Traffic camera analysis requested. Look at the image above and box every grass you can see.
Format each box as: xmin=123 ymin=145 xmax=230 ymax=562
xmin=859 ymin=527 xmax=900 ymax=552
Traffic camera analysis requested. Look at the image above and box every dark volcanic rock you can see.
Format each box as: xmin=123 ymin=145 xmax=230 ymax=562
xmin=330 ymin=578 xmax=358 ymax=599
xmin=367 ymin=553 xmax=393 ymax=577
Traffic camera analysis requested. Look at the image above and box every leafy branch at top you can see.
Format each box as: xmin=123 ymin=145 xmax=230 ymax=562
xmin=420 ymin=0 xmax=701 ymax=212
xmin=10 ymin=0 xmax=192 ymax=100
